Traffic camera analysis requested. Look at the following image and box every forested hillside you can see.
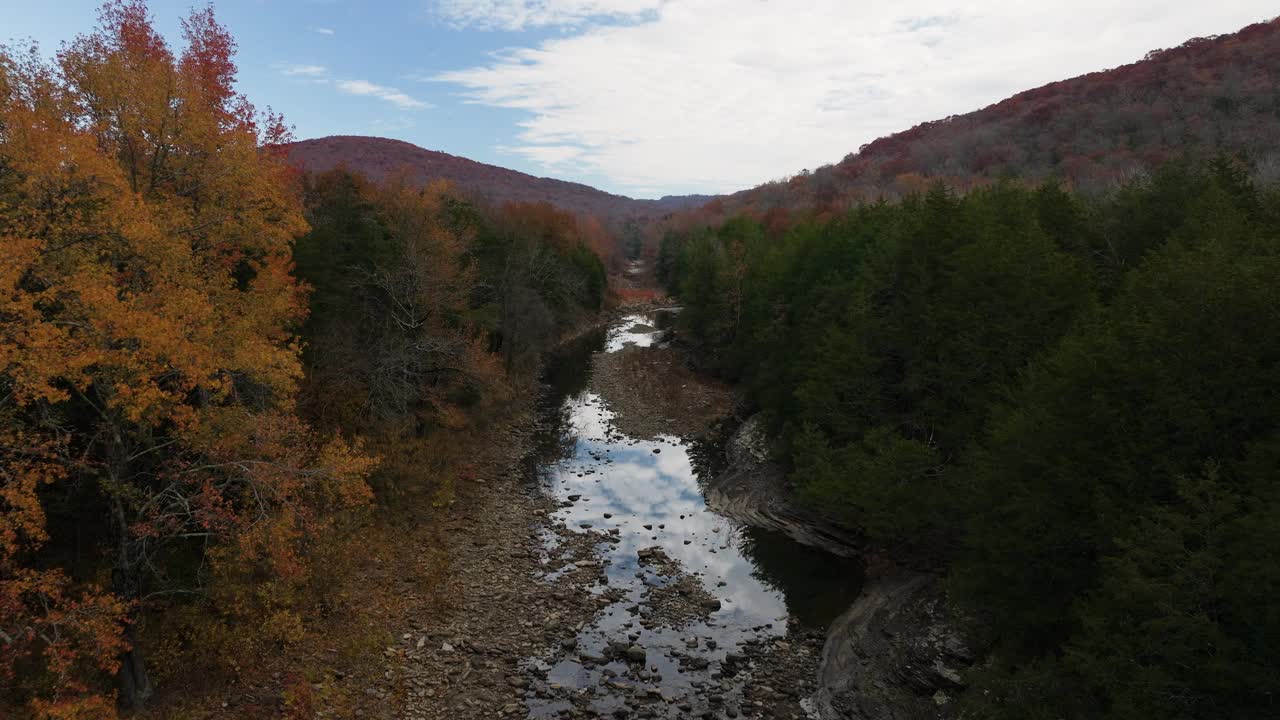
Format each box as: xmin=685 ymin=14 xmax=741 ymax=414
xmin=660 ymin=161 xmax=1280 ymax=718
xmin=709 ymin=17 xmax=1280 ymax=217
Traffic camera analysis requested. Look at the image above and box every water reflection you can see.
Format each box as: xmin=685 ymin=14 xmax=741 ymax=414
xmin=525 ymin=313 xmax=863 ymax=715
xmin=603 ymin=308 xmax=678 ymax=352
xmin=739 ymin=527 xmax=865 ymax=628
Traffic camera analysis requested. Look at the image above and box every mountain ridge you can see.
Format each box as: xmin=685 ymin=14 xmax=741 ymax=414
xmin=285 ymin=135 xmax=714 ymax=219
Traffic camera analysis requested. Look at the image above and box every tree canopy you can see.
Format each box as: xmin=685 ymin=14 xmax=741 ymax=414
xmin=661 ymin=161 xmax=1280 ymax=718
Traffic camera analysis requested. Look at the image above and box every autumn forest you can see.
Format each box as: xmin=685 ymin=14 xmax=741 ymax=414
xmin=3 ymin=3 xmax=1280 ymax=720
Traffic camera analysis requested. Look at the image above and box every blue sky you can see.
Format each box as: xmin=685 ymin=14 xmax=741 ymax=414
xmin=5 ymin=1 xmax=1277 ymax=198
xmin=5 ymin=1 xmax=587 ymax=188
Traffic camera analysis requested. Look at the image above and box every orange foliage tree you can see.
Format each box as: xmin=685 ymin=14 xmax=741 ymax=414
xmin=1 ymin=2 xmax=373 ymax=715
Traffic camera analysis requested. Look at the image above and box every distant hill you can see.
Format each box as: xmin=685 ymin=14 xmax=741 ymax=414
xmin=285 ymin=136 xmax=711 ymax=219
xmin=654 ymin=193 xmax=719 ymax=211
xmin=719 ymin=17 xmax=1280 ymax=214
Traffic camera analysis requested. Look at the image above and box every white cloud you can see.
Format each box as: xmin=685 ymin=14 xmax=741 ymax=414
xmin=276 ymin=64 xmax=433 ymax=111
xmin=430 ymin=0 xmax=1277 ymax=196
xmin=337 ymin=79 xmax=433 ymax=109
xmin=312 ymin=27 xmax=337 ymax=35
xmin=434 ymin=0 xmax=664 ymax=30
xmin=372 ymin=115 xmax=419 ymax=133
xmin=500 ymin=143 xmax=585 ymax=166
xmin=279 ymin=63 xmax=328 ymax=77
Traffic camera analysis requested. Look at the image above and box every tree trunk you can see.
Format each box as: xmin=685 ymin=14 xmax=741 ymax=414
xmin=112 ymin=495 xmax=153 ymax=712
xmin=116 ymin=622 xmax=153 ymax=712
xmin=500 ymin=261 xmax=519 ymax=374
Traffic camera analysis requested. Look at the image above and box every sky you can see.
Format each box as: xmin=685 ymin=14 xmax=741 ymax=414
xmin=5 ymin=1 xmax=1277 ymax=198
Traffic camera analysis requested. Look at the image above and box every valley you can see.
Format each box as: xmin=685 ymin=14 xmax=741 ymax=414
xmin=4 ymin=5 xmax=1279 ymax=720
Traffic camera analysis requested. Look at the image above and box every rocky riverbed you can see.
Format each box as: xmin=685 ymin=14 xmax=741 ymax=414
xmin=373 ymin=310 xmax=864 ymax=719
xmin=359 ymin=308 xmax=968 ymax=720
xmin=335 ymin=310 xmax=839 ymax=717
xmin=587 ymin=312 xmax=733 ymax=440
xmin=509 ymin=312 xmax=862 ymax=719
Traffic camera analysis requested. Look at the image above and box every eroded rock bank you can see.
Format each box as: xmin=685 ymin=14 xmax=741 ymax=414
xmin=810 ymin=574 xmax=972 ymax=720
xmin=704 ymin=415 xmax=861 ymax=558
xmin=706 ymin=414 xmax=976 ymax=720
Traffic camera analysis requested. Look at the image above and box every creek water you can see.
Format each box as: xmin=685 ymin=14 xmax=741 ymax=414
xmin=523 ymin=311 xmax=863 ymax=718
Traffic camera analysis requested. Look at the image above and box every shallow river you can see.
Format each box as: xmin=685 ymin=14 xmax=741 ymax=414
xmin=523 ymin=311 xmax=863 ymax=718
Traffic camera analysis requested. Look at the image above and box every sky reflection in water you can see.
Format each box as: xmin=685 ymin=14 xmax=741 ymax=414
xmin=525 ymin=314 xmax=862 ymax=712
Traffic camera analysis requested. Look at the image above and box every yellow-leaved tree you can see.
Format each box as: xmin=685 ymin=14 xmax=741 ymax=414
xmin=0 ymin=2 xmax=374 ymax=716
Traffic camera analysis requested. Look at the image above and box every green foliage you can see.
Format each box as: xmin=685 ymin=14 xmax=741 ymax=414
xmin=567 ymin=242 xmax=608 ymax=310
xmin=676 ymin=229 xmax=734 ymax=347
xmin=665 ymin=162 xmax=1280 ymax=718
xmin=669 ymin=182 xmax=1094 ymax=546
xmin=794 ymin=425 xmax=944 ymax=547
xmin=1066 ymin=466 xmax=1251 ymax=719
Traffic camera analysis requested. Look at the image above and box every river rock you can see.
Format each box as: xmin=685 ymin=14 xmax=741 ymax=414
xmin=726 ymin=413 xmax=773 ymax=469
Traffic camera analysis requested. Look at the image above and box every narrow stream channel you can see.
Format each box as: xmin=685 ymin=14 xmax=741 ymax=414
xmin=521 ymin=312 xmax=863 ymax=718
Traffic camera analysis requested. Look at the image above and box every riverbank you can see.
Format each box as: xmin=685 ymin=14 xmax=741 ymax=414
xmin=811 ymin=573 xmax=971 ymax=720
xmin=685 ymin=373 xmax=975 ymax=720
xmin=140 ymin=396 xmax=552 ymax=719
xmin=140 ymin=311 xmax=612 ymax=718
